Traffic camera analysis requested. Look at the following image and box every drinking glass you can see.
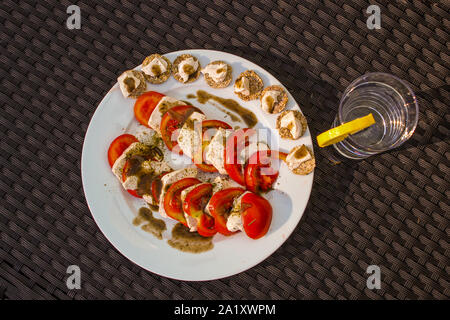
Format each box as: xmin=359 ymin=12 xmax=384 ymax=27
xmin=333 ymin=73 xmax=419 ymax=159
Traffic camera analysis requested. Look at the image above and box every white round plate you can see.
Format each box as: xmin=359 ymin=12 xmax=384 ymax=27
xmin=81 ymin=49 xmax=314 ymax=281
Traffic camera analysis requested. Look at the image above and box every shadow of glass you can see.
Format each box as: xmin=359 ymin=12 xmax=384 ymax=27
xmin=264 ymin=189 xmax=293 ymax=234
xmin=391 ymin=85 xmax=449 ymax=153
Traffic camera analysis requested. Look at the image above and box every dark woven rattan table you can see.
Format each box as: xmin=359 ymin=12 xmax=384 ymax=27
xmin=1 ymin=0 xmax=448 ymax=300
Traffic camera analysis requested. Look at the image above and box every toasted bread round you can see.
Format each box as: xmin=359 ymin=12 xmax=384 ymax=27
xmin=234 ymin=70 xmax=264 ymax=101
xmin=142 ymin=54 xmax=172 ymax=84
xmin=172 ymin=54 xmax=201 ymax=83
xmin=260 ymin=85 xmax=288 ymax=114
xmin=202 ymin=61 xmax=233 ymax=88
xmin=276 ymin=110 xmax=308 ymax=140
xmin=118 ymin=70 xmax=147 ymax=98
xmin=287 ymin=145 xmax=315 ymax=175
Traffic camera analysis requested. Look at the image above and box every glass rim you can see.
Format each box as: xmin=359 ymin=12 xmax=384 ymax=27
xmin=337 ymin=72 xmax=419 ymax=152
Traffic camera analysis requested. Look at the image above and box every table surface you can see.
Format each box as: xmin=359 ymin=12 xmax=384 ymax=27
xmin=0 ymin=0 xmax=448 ymax=299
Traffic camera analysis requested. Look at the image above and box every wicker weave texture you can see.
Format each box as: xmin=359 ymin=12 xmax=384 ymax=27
xmin=0 ymin=0 xmax=449 ymax=299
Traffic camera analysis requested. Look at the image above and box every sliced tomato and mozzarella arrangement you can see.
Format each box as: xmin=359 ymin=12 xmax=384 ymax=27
xmin=108 ymin=129 xmax=170 ymax=201
xmin=107 ymin=90 xmax=310 ymax=240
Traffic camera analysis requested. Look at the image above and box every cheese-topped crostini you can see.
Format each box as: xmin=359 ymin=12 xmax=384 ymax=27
xmin=260 ymin=85 xmax=288 ymax=114
xmin=233 ymin=70 xmax=264 ymax=101
xmin=117 ymin=70 xmax=147 ymax=98
xmin=172 ymin=54 xmax=201 ymax=83
xmin=142 ymin=53 xmax=172 ymax=84
xmin=286 ymin=144 xmax=315 ymax=175
xmin=201 ymin=60 xmax=232 ymax=88
xmin=276 ymin=110 xmax=308 ymax=140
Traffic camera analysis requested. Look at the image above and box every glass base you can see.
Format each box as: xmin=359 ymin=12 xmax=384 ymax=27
xmin=331 ymin=117 xmax=375 ymax=160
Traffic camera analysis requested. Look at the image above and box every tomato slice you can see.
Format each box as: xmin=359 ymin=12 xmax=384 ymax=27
xmin=202 ymin=120 xmax=232 ymax=137
xmin=224 ymin=128 xmax=256 ymax=185
xmin=195 ymin=120 xmax=232 ymax=172
xmin=207 ymin=187 xmax=245 ymax=236
xmin=241 ymin=192 xmax=273 ymax=239
xmin=134 ymin=91 xmax=165 ymax=126
xmin=277 ymin=151 xmax=288 ymax=162
xmin=164 ymin=177 xmax=201 ymax=226
xmin=107 ymin=134 xmax=138 ymax=167
xmin=245 ymin=150 xmax=284 ymax=193
xmin=196 ymin=214 xmax=216 ymax=237
xmin=194 ymin=162 xmax=218 ymax=173
xmin=183 ymin=183 xmax=216 ymax=237
xmin=160 ymin=105 xmax=203 ymax=153
xmin=183 ymin=183 xmax=213 ymax=219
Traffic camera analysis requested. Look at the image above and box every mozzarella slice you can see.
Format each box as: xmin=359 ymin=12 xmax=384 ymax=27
xmin=134 ymin=125 xmax=159 ymax=146
xmin=211 ymin=176 xmax=241 ymax=194
xmin=158 ymin=167 xmax=198 ymax=218
xmin=239 ymin=141 xmax=269 ymax=165
xmin=142 ymin=194 xmax=154 ymax=206
xmin=111 ymin=129 xmax=167 ymax=185
xmin=205 ymin=128 xmax=231 ymax=175
xmin=122 ymin=175 xmax=139 ymax=190
xmin=110 ymin=131 xmax=171 ymax=204
xmin=226 ymin=191 xmax=251 ymax=232
xmin=177 ymin=112 xmax=206 ymax=161
xmin=122 ymin=160 xmax=171 ymax=198
xmin=111 ymin=142 xmax=141 ymax=180
xmin=147 ymin=96 xmax=185 ymax=133
xmin=185 ymin=215 xmax=198 ymax=233
xmin=227 ymin=212 xmax=243 ymax=233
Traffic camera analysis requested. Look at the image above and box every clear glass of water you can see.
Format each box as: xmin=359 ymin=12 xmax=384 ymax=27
xmin=333 ymin=72 xmax=419 ymax=159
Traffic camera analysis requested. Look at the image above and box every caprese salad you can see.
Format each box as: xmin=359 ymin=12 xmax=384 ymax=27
xmin=108 ymin=91 xmax=311 ymax=240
